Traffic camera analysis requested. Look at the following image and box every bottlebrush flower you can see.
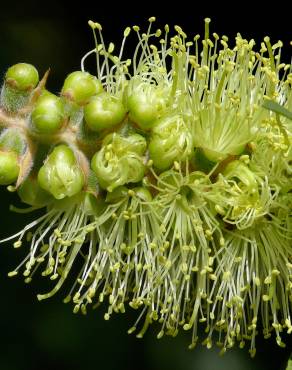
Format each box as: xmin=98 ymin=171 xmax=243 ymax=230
xmin=0 ymin=17 xmax=291 ymax=357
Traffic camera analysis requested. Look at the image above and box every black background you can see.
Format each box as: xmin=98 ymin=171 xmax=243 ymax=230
xmin=0 ymin=1 xmax=291 ymax=369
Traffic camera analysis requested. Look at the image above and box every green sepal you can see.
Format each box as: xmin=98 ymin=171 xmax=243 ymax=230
xmin=0 ymin=128 xmax=27 ymax=155
xmin=86 ymin=169 xmax=100 ymax=195
xmin=83 ymin=192 xmax=106 ymax=216
xmin=0 ymin=85 xmax=31 ymax=112
xmin=105 ymin=186 xmax=129 ymax=203
xmin=18 ymin=176 xmax=53 ymax=207
xmin=77 ymin=119 xmax=102 ymax=145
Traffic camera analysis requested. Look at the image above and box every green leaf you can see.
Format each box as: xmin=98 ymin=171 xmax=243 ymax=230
xmin=263 ymin=100 xmax=292 ymax=121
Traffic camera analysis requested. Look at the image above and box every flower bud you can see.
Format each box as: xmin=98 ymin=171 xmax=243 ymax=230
xmin=91 ymin=133 xmax=145 ymax=192
xmin=5 ymin=63 xmax=39 ymax=92
xmin=2 ymin=63 xmax=39 ymax=111
xmin=31 ymin=93 xmax=65 ymax=134
xmin=37 ymin=145 xmax=84 ymax=199
xmin=149 ymin=115 xmax=194 ymax=171
xmin=127 ymin=81 xmax=167 ymax=130
xmin=61 ymin=71 xmax=103 ymax=105
xmin=84 ymin=93 xmax=126 ymax=132
xmin=18 ymin=176 xmax=52 ymax=207
xmin=0 ymin=150 xmax=19 ymax=185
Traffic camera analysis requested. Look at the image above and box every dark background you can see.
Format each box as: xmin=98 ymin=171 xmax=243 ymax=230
xmin=0 ymin=1 xmax=292 ymax=369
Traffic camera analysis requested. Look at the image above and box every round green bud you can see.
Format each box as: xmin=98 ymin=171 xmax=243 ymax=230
xmin=31 ymin=93 xmax=65 ymax=134
xmin=18 ymin=176 xmax=52 ymax=207
xmin=149 ymin=115 xmax=194 ymax=171
xmin=127 ymin=82 xmax=167 ymax=130
xmin=0 ymin=151 xmax=19 ymax=185
xmin=5 ymin=63 xmax=39 ymax=91
xmin=84 ymin=93 xmax=126 ymax=132
xmin=37 ymin=145 xmax=84 ymax=199
xmin=61 ymin=71 xmax=103 ymax=105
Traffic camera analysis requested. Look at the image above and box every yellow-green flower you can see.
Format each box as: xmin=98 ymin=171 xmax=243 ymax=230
xmin=0 ymin=17 xmax=291 ymax=357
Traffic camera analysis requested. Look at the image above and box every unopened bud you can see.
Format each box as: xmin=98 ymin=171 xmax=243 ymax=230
xmin=5 ymin=63 xmax=39 ymax=92
xmin=31 ymin=93 xmax=65 ymax=134
xmin=37 ymin=145 xmax=84 ymax=199
xmin=84 ymin=93 xmax=126 ymax=132
xmin=61 ymin=71 xmax=103 ymax=105
xmin=0 ymin=151 xmax=19 ymax=185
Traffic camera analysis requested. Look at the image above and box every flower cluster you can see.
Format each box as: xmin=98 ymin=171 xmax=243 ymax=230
xmin=0 ymin=18 xmax=291 ymax=356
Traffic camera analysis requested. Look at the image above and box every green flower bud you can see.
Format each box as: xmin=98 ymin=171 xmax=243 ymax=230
xmin=127 ymin=80 xmax=167 ymax=130
xmin=5 ymin=63 xmax=39 ymax=91
xmin=149 ymin=115 xmax=194 ymax=171
xmin=61 ymin=71 xmax=103 ymax=105
xmin=18 ymin=176 xmax=52 ymax=207
xmin=0 ymin=150 xmax=19 ymax=185
xmin=91 ymin=133 xmax=145 ymax=192
xmin=31 ymin=93 xmax=65 ymax=134
xmin=38 ymin=145 xmax=84 ymax=199
xmin=84 ymin=92 xmax=126 ymax=132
